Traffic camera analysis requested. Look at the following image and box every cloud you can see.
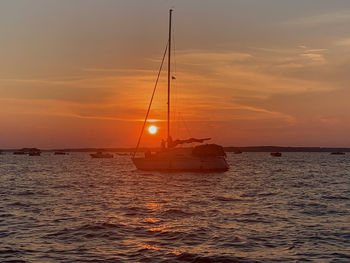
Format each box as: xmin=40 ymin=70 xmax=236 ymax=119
xmin=0 ymin=70 xmax=161 ymax=104
xmin=175 ymin=50 xmax=253 ymax=65
xmin=171 ymin=93 xmax=295 ymax=125
xmin=243 ymin=46 xmax=334 ymax=84
xmin=334 ymin=37 xmax=350 ymax=46
xmin=285 ymin=11 xmax=350 ymax=26
xmin=300 ymin=52 xmax=326 ymax=64
xmin=231 ymin=104 xmax=296 ymax=123
xmin=0 ymin=97 xmax=148 ymax=122
xmin=0 ymin=47 xmax=345 ymax=139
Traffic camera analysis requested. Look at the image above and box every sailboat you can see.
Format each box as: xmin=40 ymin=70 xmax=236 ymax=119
xmin=132 ymin=10 xmax=229 ymax=172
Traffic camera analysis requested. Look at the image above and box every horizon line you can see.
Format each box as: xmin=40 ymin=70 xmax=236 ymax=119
xmin=2 ymin=145 xmax=350 ymax=152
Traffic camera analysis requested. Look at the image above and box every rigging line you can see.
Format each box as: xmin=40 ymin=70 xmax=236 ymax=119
xmin=172 ymin=19 xmax=179 ymax=137
xmin=180 ymin=113 xmax=192 ymax=138
xmin=167 ymin=9 xmax=172 ymax=141
xmin=132 ymin=42 xmax=168 ymax=159
xmin=172 ymin=22 xmax=177 ymax=76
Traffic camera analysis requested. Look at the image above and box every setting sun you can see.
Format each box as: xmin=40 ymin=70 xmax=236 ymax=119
xmin=148 ymin=125 xmax=158 ymax=135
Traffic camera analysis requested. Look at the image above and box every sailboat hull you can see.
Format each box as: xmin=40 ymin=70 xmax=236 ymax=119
xmin=132 ymin=156 xmax=229 ymax=172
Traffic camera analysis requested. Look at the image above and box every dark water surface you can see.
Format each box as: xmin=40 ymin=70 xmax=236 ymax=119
xmin=1 ymin=152 xmax=349 ymax=262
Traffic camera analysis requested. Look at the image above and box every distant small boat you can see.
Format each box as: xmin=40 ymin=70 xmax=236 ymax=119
xmin=330 ymin=152 xmax=345 ymax=155
xmin=234 ymin=150 xmax=243 ymax=154
xmin=90 ymin=152 xmax=114 ymax=158
xmin=270 ymin=152 xmax=282 ymax=157
xmin=13 ymin=151 xmax=26 ymax=155
xmin=54 ymin=151 xmax=67 ymax=155
xmin=29 ymin=152 xmax=41 ymax=156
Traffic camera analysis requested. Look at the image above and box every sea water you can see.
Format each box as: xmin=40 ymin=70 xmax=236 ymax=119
xmin=0 ymin=152 xmax=349 ymax=262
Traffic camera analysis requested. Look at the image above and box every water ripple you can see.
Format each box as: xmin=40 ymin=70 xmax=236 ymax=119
xmin=0 ymin=152 xmax=349 ymax=262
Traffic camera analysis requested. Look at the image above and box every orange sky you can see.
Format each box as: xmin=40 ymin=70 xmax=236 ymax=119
xmin=1 ymin=0 xmax=350 ymax=148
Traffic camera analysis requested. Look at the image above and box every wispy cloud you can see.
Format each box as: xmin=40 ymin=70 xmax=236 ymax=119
xmin=0 ymin=97 xmax=148 ymax=122
xmin=300 ymin=52 xmax=326 ymax=64
xmin=175 ymin=50 xmax=253 ymax=65
xmin=147 ymin=50 xmax=253 ymax=65
xmin=0 ymin=47 xmax=345 ymax=139
xmin=231 ymin=104 xmax=296 ymax=123
xmin=334 ymin=37 xmax=350 ymax=46
xmin=284 ymin=11 xmax=350 ymax=26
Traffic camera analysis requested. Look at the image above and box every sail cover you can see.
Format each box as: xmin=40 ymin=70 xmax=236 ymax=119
xmin=168 ymin=137 xmax=211 ymax=148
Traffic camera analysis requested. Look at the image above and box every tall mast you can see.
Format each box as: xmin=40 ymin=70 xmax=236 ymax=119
xmin=167 ymin=9 xmax=172 ymax=146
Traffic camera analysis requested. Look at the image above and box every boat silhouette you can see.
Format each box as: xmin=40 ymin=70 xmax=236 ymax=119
xmin=132 ymin=10 xmax=229 ymax=172
xmin=54 ymin=151 xmax=67 ymax=155
xmin=270 ymin=152 xmax=282 ymax=157
xmin=90 ymin=152 xmax=113 ymax=158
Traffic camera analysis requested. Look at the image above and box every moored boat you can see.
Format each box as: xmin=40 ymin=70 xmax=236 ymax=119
xmin=330 ymin=152 xmax=345 ymax=155
xmin=131 ymin=10 xmax=229 ymax=172
xmin=90 ymin=152 xmax=114 ymax=158
xmin=54 ymin=151 xmax=67 ymax=155
xmin=270 ymin=152 xmax=282 ymax=157
xmin=133 ymin=144 xmax=228 ymax=172
xmin=28 ymin=151 xmax=41 ymax=156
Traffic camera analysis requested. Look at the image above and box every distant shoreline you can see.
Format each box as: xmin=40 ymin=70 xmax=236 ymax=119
xmin=1 ymin=146 xmax=350 ymax=153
